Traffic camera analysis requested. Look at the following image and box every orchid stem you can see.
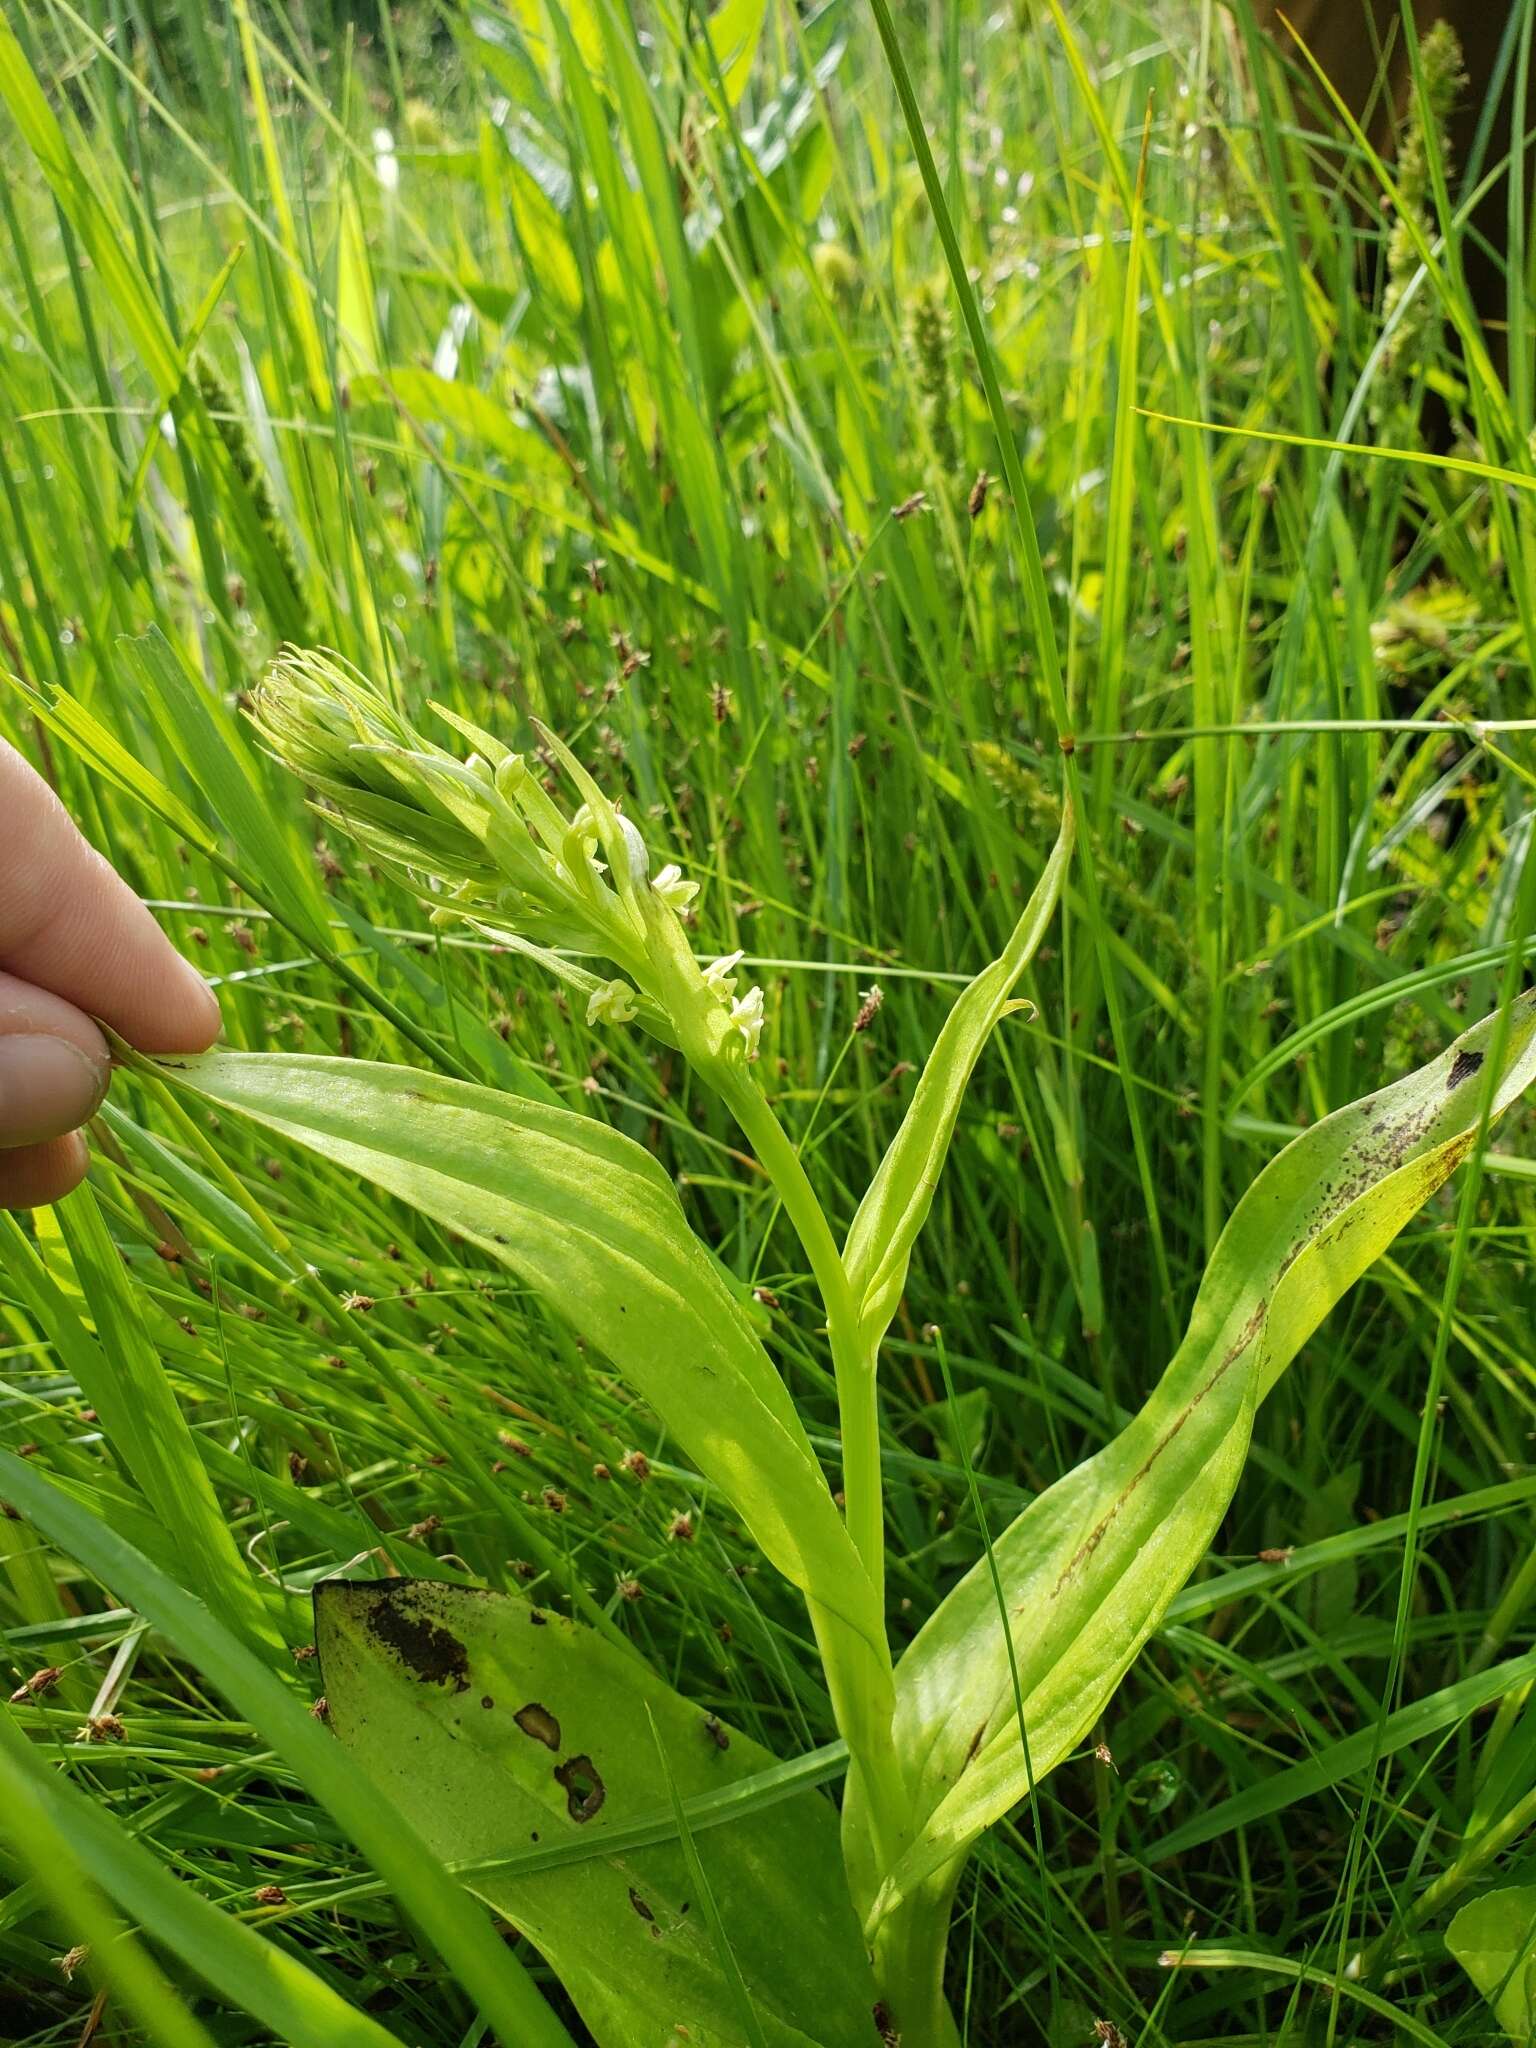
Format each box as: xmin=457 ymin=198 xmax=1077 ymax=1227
xmin=724 ymin=1079 xmax=886 ymax=1607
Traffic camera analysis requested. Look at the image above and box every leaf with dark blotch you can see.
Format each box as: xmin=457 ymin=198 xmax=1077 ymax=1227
xmin=857 ymin=993 xmax=1536 ymax=1923
xmin=317 ymin=1580 xmax=879 ymax=2048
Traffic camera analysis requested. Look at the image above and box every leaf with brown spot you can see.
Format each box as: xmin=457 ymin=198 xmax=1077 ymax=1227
xmin=513 ymin=1702 xmax=561 ymax=1750
xmin=316 ymin=1580 xmax=876 ymax=2048
xmin=853 ymin=993 xmax=1536 ymax=1931
xmin=552 ymin=1752 xmax=605 ymax=1822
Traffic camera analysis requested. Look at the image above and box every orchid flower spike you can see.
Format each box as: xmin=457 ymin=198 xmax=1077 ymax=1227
xmin=652 ymin=863 xmax=699 ymax=910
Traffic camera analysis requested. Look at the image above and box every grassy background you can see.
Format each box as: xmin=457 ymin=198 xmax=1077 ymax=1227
xmin=3 ymin=0 xmax=1536 ymax=2040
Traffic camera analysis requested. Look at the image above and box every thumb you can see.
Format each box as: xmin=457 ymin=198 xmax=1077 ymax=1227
xmin=0 ymin=971 xmax=111 ymax=1208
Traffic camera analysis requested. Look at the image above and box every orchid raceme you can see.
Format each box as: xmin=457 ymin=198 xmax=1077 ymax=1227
xmin=120 ymin=650 xmax=1536 ymax=2044
xmin=256 ymin=649 xmax=768 ymax=1075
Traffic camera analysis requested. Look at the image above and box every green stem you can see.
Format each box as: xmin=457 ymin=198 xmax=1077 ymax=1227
xmin=718 ymin=1075 xmax=915 ymax=1895
xmin=806 ymin=1598 xmax=909 ymax=1889
xmin=870 ymin=1867 xmax=965 ymax=2048
xmin=724 ymin=1077 xmax=886 ymax=1608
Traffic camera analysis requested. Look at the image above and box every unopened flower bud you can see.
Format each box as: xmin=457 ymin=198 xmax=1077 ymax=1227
xmin=613 ymin=813 xmax=650 ymax=890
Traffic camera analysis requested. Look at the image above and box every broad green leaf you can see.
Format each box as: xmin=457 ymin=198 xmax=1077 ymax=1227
xmin=507 ymin=0 xmax=607 ymax=80
xmin=842 ymin=808 xmax=1073 ymax=1353
xmin=918 ymin=1388 xmax=990 ymax=1470
xmin=316 ymin=1579 xmax=880 ymax=2048
xmin=148 ymin=1052 xmax=888 ymax=1686
xmin=1447 ymin=1886 xmax=1536 ymax=2038
xmin=868 ymin=991 xmax=1536 ymax=1915
xmin=500 ymin=145 xmax=583 ymax=315
xmin=393 ymin=263 xmax=519 ymax=322
xmin=352 ymin=369 xmax=562 ymax=476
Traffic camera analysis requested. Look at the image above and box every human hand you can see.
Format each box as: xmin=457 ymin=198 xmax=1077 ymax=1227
xmin=0 ymin=739 xmax=221 ymax=1206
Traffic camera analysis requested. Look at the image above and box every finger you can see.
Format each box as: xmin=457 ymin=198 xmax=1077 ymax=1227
xmin=0 ymin=1133 xmax=89 ymax=1209
xmin=0 ymin=740 xmax=221 ymax=1053
xmin=0 ymin=972 xmax=110 ymax=1147
xmin=0 ymin=971 xmax=110 ymax=1062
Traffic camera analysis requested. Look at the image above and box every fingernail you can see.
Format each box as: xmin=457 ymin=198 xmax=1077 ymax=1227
xmin=172 ymin=955 xmax=224 ymax=1045
xmin=0 ymin=1035 xmax=110 ymax=1148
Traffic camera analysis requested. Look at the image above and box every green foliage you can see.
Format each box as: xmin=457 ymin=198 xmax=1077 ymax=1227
xmin=0 ymin=1191 xmax=276 ymax=1654
xmin=0 ymin=1446 xmax=578 ymax=2048
xmin=0 ymin=1706 xmax=404 ymax=2048
xmin=842 ymin=812 xmax=1073 ymax=1358
xmin=1447 ymin=1886 xmax=1536 ymax=2039
xmin=144 ymin=1044 xmax=888 ymax=1697
xmin=316 ymin=1579 xmax=879 ymax=2047
xmin=143 ymin=834 xmax=1536 ymax=2038
xmin=3 ymin=0 xmax=1536 ymax=2042
xmin=1379 ymin=20 xmax=1468 ymax=396
xmin=887 ymin=995 xmax=1536 ymax=1903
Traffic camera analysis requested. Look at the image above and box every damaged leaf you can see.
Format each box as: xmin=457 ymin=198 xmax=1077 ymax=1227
xmin=860 ymin=992 xmax=1536 ymax=1920
xmin=316 ymin=1580 xmax=879 ymax=2048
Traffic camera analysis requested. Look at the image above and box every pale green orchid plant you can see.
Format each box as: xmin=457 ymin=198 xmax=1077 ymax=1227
xmin=136 ymin=647 xmax=1536 ymax=2047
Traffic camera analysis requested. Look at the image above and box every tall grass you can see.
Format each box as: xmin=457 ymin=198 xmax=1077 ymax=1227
xmin=2 ymin=0 xmax=1536 ymax=2040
